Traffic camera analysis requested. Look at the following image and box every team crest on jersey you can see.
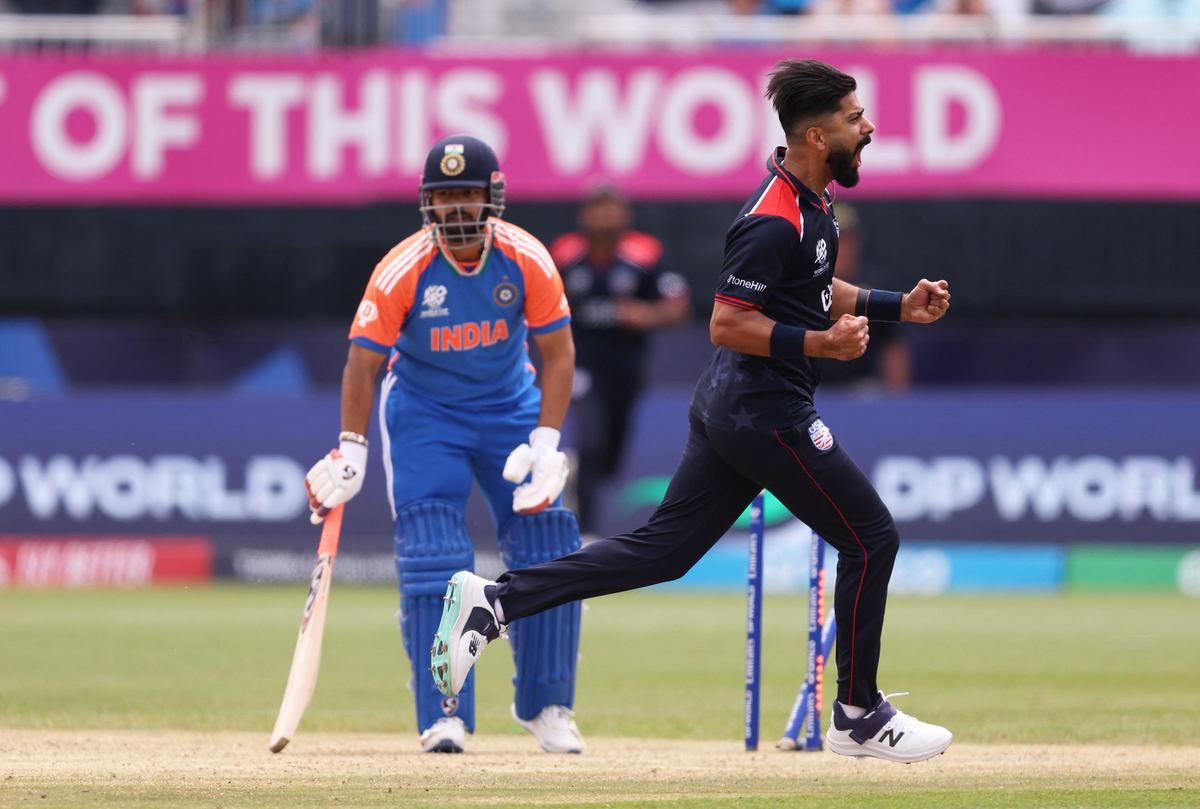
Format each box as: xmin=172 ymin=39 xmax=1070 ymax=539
xmin=420 ymin=284 xmax=450 ymax=318
xmin=441 ymin=696 xmax=460 ymax=716
xmin=355 ymin=299 xmax=378 ymax=328
xmin=493 ymin=281 xmax=518 ymax=307
xmin=808 ymin=419 xmax=834 ymax=451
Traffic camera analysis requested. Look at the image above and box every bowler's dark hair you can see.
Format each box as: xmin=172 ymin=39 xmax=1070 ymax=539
xmin=766 ymin=60 xmax=857 ymax=135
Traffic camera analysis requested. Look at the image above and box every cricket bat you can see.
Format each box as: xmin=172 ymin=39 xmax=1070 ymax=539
xmin=268 ymin=504 xmax=344 ymax=753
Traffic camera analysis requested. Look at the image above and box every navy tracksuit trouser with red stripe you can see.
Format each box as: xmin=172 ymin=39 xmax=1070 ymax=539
xmin=495 ymin=411 xmax=900 ymax=708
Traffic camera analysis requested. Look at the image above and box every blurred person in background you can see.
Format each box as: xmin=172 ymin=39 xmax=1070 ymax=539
xmin=11 ymin=0 xmax=101 ymax=13
xmin=434 ymin=60 xmax=956 ymax=764
xmin=817 ymin=203 xmax=912 ymax=392
xmin=757 ymin=0 xmax=998 ymax=14
xmin=131 ymin=0 xmax=188 ymax=14
xmin=550 ymin=186 xmax=691 ymax=536
xmin=1102 ymin=0 xmax=1200 ymax=23
xmin=1031 ymin=0 xmax=1108 ymax=13
xmin=304 ymin=135 xmax=586 ymax=755
xmin=243 ymin=0 xmax=320 ymax=48
xmin=1100 ymin=0 xmax=1200 ymax=51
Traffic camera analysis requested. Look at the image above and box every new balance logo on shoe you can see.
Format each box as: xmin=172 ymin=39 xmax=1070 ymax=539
xmin=826 ymin=693 xmax=952 ymax=763
xmin=468 ymin=636 xmax=479 ymax=657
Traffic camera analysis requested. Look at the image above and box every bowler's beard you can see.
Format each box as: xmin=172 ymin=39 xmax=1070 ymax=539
xmin=828 ymin=137 xmax=870 ymax=188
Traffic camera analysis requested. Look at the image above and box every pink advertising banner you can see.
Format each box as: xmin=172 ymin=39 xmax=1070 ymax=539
xmin=0 ymin=49 xmax=1196 ymax=204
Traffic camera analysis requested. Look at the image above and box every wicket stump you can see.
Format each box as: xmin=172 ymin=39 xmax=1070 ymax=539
xmin=743 ymin=492 xmax=837 ymax=752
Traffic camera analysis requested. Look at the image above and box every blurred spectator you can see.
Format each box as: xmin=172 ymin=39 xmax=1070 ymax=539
xmin=389 ymin=0 xmax=449 ymax=45
xmin=131 ymin=0 xmax=188 ymax=14
xmin=819 ymin=204 xmax=913 ymax=392
xmin=1101 ymin=0 xmax=1200 ymax=51
xmin=551 ymin=185 xmax=691 ymax=535
xmin=321 ymin=0 xmax=379 ymax=46
xmin=1103 ymin=0 xmax=1200 ymax=18
xmin=766 ymin=0 xmax=821 ymax=12
xmin=1031 ymin=0 xmax=1107 ymax=12
xmin=11 ymin=0 xmax=102 ymax=13
xmin=780 ymin=0 xmax=998 ymax=13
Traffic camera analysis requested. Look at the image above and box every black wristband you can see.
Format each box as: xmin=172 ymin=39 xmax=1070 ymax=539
xmin=770 ymin=323 xmax=807 ymax=359
xmin=856 ymin=289 xmax=903 ymax=322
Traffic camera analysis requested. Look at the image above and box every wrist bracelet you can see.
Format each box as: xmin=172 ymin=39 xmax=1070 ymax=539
xmin=854 ymin=288 xmax=869 ymax=317
xmin=770 ymin=323 xmax=808 ymax=359
xmin=855 ymin=289 xmax=903 ymax=322
xmin=338 ymin=430 xmax=369 ymax=447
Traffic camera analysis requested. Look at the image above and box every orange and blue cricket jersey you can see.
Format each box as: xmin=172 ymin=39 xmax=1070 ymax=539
xmin=349 ymin=218 xmax=571 ymax=408
xmin=349 ymin=216 xmax=574 ymax=533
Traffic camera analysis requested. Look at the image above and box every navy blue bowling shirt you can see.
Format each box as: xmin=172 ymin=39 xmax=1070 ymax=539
xmin=691 ymin=147 xmax=841 ymax=432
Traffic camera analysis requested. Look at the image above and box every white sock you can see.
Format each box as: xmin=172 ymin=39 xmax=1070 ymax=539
xmin=493 ymin=597 xmax=506 ymax=624
xmin=839 ymin=701 xmax=867 ymax=719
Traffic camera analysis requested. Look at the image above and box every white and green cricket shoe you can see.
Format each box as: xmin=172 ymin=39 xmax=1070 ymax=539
xmin=431 ymin=572 xmax=504 ymax=697
xmin=419 ymin=717 xmax=465 ymax=754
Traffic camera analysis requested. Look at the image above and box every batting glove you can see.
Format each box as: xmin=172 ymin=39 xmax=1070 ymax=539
xmin=305 ymin=441 xmax=368 ymax=524
xmin=503 ymin=427 xmax=569 ymax=514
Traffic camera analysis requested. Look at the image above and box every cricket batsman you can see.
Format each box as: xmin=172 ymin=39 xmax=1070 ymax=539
xmin=304 ymin=135 xmax=585 ymax=754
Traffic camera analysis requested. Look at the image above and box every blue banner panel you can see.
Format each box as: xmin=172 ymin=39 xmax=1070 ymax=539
xmin=607 ymin=389 xmax=1200 ymax=545
xmin=0 ymin=395 xmax=402 ymax=556
xmin=3 ymin=388 xmax=1199 ymax=578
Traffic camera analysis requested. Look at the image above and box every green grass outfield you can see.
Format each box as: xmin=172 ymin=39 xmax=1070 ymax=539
xmin=1 ymin=586 xmax=1198 ymax=808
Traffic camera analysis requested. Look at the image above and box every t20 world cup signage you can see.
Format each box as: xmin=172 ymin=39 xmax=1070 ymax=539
xmin=3 ymin=391 xmax=1199 ymax=548
xmin=614 ymin=390 xmax=1200 ymax=544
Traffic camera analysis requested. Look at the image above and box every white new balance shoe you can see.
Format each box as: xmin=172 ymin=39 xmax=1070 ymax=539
xmin=512 ymin=704 xmax=586 ymax=754
xmin=826 ymin=692 xmax=952 ymax=763
xmin=432 ymin=572 xmax=504 ymax=697
xmin=419 ymin=717 xmax=466 ymax=753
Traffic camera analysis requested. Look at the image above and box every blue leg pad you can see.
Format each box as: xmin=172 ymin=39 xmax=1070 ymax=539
xmin=395 ymin=499 xmax=475 ymax=734
xmin=499 ymin=508 xmax=583 ymax=721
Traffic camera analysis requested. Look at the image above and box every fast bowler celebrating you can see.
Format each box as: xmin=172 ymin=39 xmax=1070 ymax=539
xmin=432 ymin=62 xmax=955 ymax=764
xmin=304 ymin=135 xmax=585 ymax=754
